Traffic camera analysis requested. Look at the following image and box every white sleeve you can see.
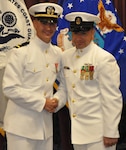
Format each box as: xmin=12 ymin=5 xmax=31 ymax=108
xmin=99 ymin=54 xmax=122 ymax=137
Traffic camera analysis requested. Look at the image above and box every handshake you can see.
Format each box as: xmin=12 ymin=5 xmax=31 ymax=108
xmin=44 ymin=98 xmax=59 ymax=113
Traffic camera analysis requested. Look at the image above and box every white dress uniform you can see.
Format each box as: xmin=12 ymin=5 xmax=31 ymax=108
xmin=2 ymin=36 xmax=64 ymax=148
xmin=55 ymin=41 xmax=122 ymax=148
xmin=2 ymin=2 xmax=64 ymax=150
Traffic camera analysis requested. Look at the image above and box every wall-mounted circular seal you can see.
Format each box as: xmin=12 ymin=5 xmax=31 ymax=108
xmin=2 ymin=11 xmax=17 ymax=27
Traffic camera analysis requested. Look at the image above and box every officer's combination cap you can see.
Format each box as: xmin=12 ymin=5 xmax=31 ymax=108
xmin=65 ymin=12 xmax=100 ymax=33
xmin=29 ymin=3 xmax=63 ymax=24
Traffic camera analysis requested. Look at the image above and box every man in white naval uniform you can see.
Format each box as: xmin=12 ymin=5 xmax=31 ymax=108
xmin=2 ymin=3 xmax=66 ymax=150
xmin=54 ymin=12 xmax=122 ymax=150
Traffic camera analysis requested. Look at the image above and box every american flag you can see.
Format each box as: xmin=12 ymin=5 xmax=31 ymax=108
xmin=52 ymin=0 xmax=126 ymax=60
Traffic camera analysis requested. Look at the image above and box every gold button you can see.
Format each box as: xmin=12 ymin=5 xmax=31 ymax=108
xmin=76 ymin=55 xmax=80 ymax=58
xmin=73 ymin=70 xmax=77 ymax=73
xmin=73 ymin=114 xmax=76 ymax=118
xmin=72 ymin=99 xmax=75 ymax=103
xmin=45 ymin=50 xmax=48 ymax=53
xmin=46 ymin=78 xmax=49 ymax=82
xmin=72 ymin=84 xmax=75 ymax=88
xmin=46 ymin=64 xmax=49 ymax=67
xmin=44 ymin=92 xmax=46 ymax=96
xmin=33 ymin=69 xmax=36 ymax=72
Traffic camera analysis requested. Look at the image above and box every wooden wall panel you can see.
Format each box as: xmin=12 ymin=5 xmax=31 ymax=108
xmin=24 ymin=0 xmax=39 ymax=8
xmin=113 ymin=0 xmax=126 ymax=32
xmin=24 ymin=0 xmax=58 ymax=8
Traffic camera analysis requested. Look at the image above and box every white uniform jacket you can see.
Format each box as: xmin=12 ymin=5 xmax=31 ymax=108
xmin=55 ymin=41 xmax=122 ymax=144
xmin=2 ymin=36 xmax=66 ymax=140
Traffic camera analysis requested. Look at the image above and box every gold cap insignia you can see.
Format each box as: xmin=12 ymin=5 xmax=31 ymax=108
xmin=75 ymin=17 xmax=82 ymax=25
xmin=46 ymin=6 xmax=55 ymax=15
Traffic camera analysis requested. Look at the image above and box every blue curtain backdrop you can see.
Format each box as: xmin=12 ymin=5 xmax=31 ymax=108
xmin=52 ymin=0 xmax=126 ymax=101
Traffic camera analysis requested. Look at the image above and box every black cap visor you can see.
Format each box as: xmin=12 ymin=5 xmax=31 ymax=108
xmin=70 ymin=22 xmax=94 ymax=33
xmin=37 ymin=17 xmax=58 ymax=25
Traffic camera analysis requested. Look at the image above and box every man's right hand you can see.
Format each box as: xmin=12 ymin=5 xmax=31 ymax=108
xmin=44 ymin=98 xmax=58 ymax=113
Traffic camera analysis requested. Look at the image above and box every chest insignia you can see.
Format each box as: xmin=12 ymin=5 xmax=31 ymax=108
xmin=80 ymin=64 xmax=94 ymax=80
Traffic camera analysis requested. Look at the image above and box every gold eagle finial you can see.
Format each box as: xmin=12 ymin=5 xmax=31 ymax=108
xmin=97 ymin=0 xmax=124 ymax=32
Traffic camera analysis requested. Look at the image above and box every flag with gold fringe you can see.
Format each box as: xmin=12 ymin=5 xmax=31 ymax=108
xmin=0 ymin=1 xmax=34 ymax=149
xmin=52 ymin=0 xmax=126 ymax=60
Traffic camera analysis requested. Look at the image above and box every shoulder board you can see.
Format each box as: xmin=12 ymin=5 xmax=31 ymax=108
xmin=14 ymin=41 xmax=30 ymax=48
